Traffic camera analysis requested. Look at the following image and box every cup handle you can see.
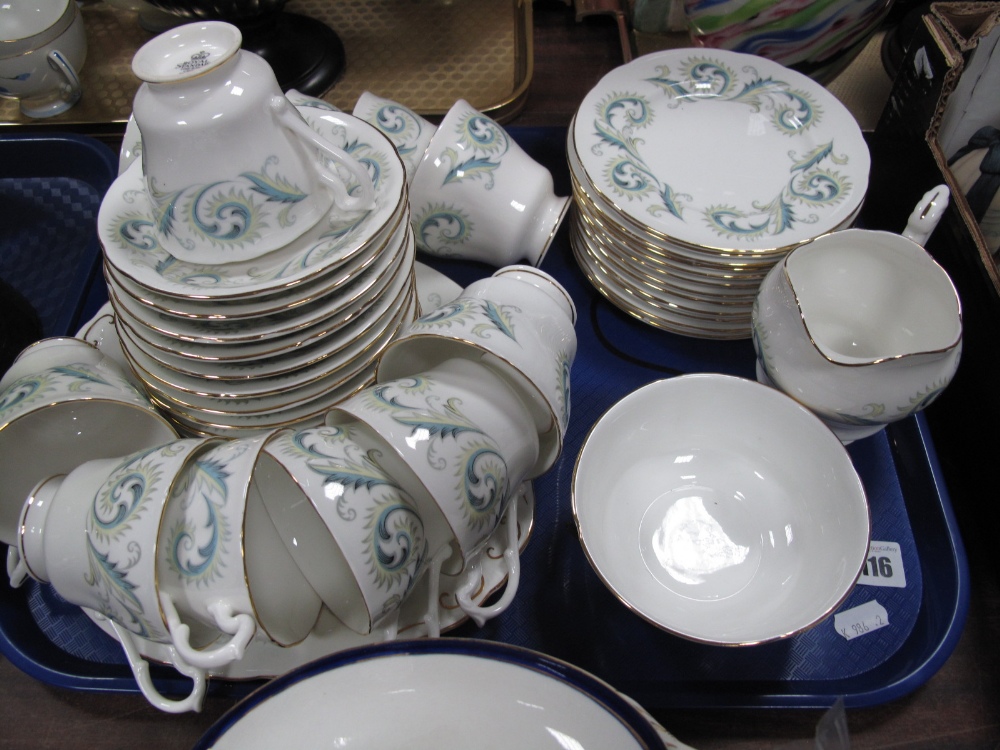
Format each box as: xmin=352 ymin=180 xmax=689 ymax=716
xmin=46 ymin=50 xmax=82 ymax=101
xmin=160 ymin=593 xmax=256 ymax=670
xmin=269 ymin=95 xmax=377 ymax=213
xmin=903 ymin=184 xmax=950 ymax=246
xmin=6 ymin=547 xmax=28 ymax=589
xmin=455 ymin=501 xmax=521 ymax=628
xmin=419 ymin=544 xmax=456 ymax=639
xmin=108 ymin=618 xmax=207 ymax=714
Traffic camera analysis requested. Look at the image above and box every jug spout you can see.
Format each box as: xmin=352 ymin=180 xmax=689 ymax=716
xmin=753 ymin=227 xmax=962 ymax=443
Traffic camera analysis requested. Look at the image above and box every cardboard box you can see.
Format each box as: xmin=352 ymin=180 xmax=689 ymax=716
xmin=874 ymin=3 xmax=1000 ymax=524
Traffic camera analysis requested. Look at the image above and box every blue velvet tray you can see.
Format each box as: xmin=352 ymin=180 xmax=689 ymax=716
xmin=0 ymin=128 xmax=970 ymax=710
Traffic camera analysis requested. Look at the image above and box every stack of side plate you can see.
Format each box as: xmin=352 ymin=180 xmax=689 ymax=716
xmin=98 ymin=107 xmax=415 ymax=436
xmin=568 ymin=48 xmax=870 ymax=340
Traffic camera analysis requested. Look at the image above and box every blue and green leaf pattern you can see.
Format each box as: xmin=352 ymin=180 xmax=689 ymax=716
xmin=591 ymin=55 xmax=852 ymax=241
xmin=272 ymin=426 xmax=427 ymax=599
xmin=85 ymin=444 xmax=187 ymax=640
xmin=358 ymin=377 xmax=510 ymax=535
xmin=413 ymin=202 xmax=475 ymax=256
xmin=407 ymin=297 xmax=520 ymax=343
xmin=0 ymin=364 xmax=146 ymax=427
xmin=163 ymin=446 xmax=239 ymax=589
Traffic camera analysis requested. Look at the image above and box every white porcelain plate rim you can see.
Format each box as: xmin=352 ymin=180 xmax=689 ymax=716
xmin=572 ymin=49 xmax=869 ymax=251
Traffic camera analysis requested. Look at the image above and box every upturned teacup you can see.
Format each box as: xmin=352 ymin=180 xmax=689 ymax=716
xmin=353 ymin=91 xmax=436 ymax=186
xmin=409 ymin=99 xmax=570 ymax=267
xmin=377 ymin=266 xmax=577 ymax=475
xmin=752 ymin=228 xmax=963 ymax=442
xmin=0 ymin=0 xmax=86 ymax=118
xmin=130 ymin=21 xmax=375 ymax=264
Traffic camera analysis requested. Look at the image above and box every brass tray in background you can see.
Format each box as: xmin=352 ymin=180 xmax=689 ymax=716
xmin=0 ymin=0 xmax=533 ymax=133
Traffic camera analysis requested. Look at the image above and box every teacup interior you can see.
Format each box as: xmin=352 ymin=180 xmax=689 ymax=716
xmin=0 ymin=401 xmax=176 ymax=546
xmin=243 ymin=480 xmax=324 ymax=645
xmin=250 ymin=452 xmax=372 ymax=635
xmin=787 ymin=231 xmax=961 ymax=363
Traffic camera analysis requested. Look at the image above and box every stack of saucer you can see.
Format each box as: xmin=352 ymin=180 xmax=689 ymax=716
xmin=568 ymin=48 xmax=870 ymax=339
xmin=99 ymin=103 xmax=414 ymax=436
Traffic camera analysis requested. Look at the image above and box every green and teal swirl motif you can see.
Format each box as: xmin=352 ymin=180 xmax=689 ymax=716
xmin=366 ymin=497 xmax=425 ymax=613
xmin=704 ymin=140 xmax=849 ymax=239
xmin=819 ymin=378 xmax=954 ymax=427
xmin=0 ymin=364 xmax=138 ymax=426
xmin=456 ymin=437 xmax=508 ymax=527
xmin=556 ymin=349 xmax=572 ymax=430
xmin=273 ymin=426 xmax=426 ymax=596
xmin=105 ymin=120 xmax=393 ymax=291
xmin=591 ymin=55 xmax=851 ymax=240
xmin=85 ymin=444 xmax=182 ymax=640
xmin=370 ymin=103 xmax=428 ymax=163
xmin=408 ymin=297 xmax=519 ymax=342
xmin=164 ymin=448 xmax=238 ymax=588
xmin=360 ymin=378 xmax=509 ymax=534
xmin=413 ymin=202 xmax=475 ymax=255
xmin=0 ymin=376 xmax=45 ymax=417
xmin=148 ymin=155 xmax=308 ymax=252
xmin=439 ymin=110 xmax=510 ymax=189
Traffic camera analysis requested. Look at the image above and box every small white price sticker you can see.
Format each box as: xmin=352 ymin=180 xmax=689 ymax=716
xmin=856 ymin=540 xmax=906 ymax=589
xmin=835 ymin=600 xmax=890 ymax=641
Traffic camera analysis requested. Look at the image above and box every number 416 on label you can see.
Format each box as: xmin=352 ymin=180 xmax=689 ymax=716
xmin=857 ymin=540 xmax=906 ymax=589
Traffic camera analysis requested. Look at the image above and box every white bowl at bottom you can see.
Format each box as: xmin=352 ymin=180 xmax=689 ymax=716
xmin=193 ymin=639 xmax=677 ymax=749
xmin=572 ymin=373 xmax=870 ymax=646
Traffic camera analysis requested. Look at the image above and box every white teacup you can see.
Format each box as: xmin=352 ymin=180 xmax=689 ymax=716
xmin=256 ymin=424 xmax=429 ymax=636
xmin=752 ymin=228 xmax=963 ymax=442
xmin=409 ymin=99 xmax=570 ymax=267
xmin=329 ymin=358 xmax=538 ymax=587
xmin=130 ymin=21 xmax=375 ymax=264
xmin=0 ymin=349 xmax=177 ymax=547
xmin=353 ymin=91 xmax=436 ymax=185
xmin=377 ymin=267 xmax=577 ymax=475
xmin=10 ymin=440 xmax=215 ymax=713
xmin=157 ymin=435 xmax=323 ymax=657
xmin=0 ymin=336 xmax=101 ymax=392
xmin=0 ymin=0 xmax=86 ymax=118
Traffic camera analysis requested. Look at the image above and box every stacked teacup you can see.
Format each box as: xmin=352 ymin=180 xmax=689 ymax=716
xmin=2 ymin=264 xmax=576 ymax=713
xmin=98 ymin=22 xmax=416 ymax=437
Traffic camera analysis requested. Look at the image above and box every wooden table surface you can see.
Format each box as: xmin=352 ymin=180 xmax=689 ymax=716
xmin=1 ymin=3 xmax=998 ymax=748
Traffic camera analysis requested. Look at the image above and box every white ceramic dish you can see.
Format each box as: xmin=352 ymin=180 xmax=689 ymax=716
xmin=191 ymin=639 xmax=674 ymax=750
xmin=99 ymin=108 xmax=405 ymax=300
xmin=571 ymin=227 xmax=752 ymax=340
xmin=572 ymin=191 xmax=772 ymax=284
xmin=112 ymin=234 xmax=414 ymax=363
xmin=579 ymin=232 xmax=755 ymax=322
xmin=101 ymin=197 xmax=407 ymax=320
xmin=121 ymin=279 xmax=412 ymax=402
xmin=352 ymin=90 xmax=436 ymax=185
xmin=572 ymin=373 xmax=871 ymax=645
xmin=107 ymin=219 xmax=410 ymax=347
xmin=572 ymin=49 xmax=869 ymax=252
xmin=118 ymin=276 xmax=414 ymax=392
